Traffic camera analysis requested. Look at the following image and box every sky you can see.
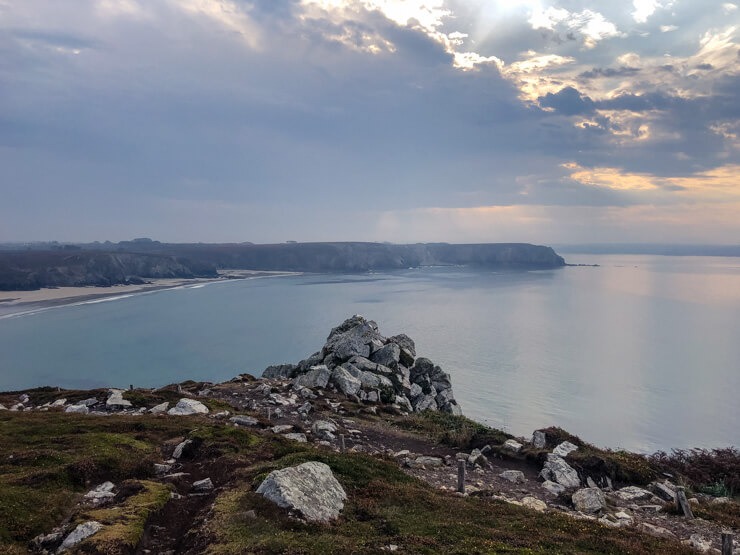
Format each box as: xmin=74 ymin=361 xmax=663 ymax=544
xmin=1 ymin=0 xmax=739 ymax=244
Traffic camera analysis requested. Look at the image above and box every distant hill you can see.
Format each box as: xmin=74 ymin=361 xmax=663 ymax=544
xmin=0 ymin=242 xmax=565 ymax=291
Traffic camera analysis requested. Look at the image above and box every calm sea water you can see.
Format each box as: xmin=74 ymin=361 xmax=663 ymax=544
xmin=1 ymin=254 xmax=738 ymax=453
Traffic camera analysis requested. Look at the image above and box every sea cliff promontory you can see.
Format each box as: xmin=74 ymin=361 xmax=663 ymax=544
xmin=0 ymin=241 xmax=565 ymax=291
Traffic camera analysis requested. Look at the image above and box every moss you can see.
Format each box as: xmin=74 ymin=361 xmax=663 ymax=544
xmin=79 ymin=480 xmax=171 ymax=554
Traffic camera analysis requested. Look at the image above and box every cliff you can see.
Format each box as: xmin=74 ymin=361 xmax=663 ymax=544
xmin=0 ymin=251 xmax=217 ymax=291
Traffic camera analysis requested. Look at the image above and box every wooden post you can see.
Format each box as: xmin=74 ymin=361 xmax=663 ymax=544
xmin=177 ymin=384 xmax=182 ymax=394
xmin=722 ymin=532 xmax=733 ymax=555
xmin=129 ymin=384 xmax=133 ymax=391
xmin=457 ymin=460 xmax=466 ymax=494
xmin=340 ymin=434 xmax=346 ymax=453
xmin=675 ymin=487 xmax=694 ymax=519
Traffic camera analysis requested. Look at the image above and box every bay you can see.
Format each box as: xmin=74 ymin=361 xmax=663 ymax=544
xmin=0 ymin=254 xmax=738 ymax=453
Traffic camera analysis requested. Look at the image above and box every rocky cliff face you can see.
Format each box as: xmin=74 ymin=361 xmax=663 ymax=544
xmin=0 ymin=251 xmax=217 ymax=291
xmin=263 ymin=315 xmax=461 ymax=415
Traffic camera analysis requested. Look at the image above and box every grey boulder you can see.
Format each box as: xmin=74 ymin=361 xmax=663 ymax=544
xmin=539 ymin=454 xmax=580 ymax=489
xmin=58 ymin=521 xmax=103 ymax=552
xmin=256 ymin=461 xmax=347 ymax=522
xmin=572 ymin=488 xmax=606 ymax=513
xmin=330 ymin=366 xmax=362 ymax=396
xmin=168 ymin=398 xmax=209 ymax=416
xmin=293 ymin=365 xmax=331 ymax=389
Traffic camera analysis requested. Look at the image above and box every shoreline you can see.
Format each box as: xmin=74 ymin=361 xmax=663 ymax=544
xmin=0 ymin=270 xmax=301 ymax=318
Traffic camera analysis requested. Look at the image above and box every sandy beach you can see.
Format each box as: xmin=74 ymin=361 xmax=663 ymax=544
xmin=0 ymin=270 xmax=299 ymax=317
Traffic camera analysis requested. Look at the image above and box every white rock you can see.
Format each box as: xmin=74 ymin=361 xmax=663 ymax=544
xmin=154 ymin=463 xmax=172 ymax=475
xmin=172 ymin=439 xmax=192 ymax=459
xmin=58 ymin=521 xmax=103 ymax=552
xmin=552 ymin=441 xmax=579 ymax=457
xmin=168 ymin=398 xmax=209 ymax=416
xmin=256 ymin=461 xmax=347 ymax=522
xmin=521 ymin=497 xmax=547 ymax=512
xmin=192 ymin=478 xmax=214 ymax=491
xmin=65 ymin=404 xmax=89 ymax=414
xmin=500 ymin=470 xmax=526 ymax=484
xmin=283 ymin=433 xmax=308 ymax=442
xmin=542 ymin=480 xmax=566 ymax=496
xmin=540 ymin=454 xmax=580 ymax=489
xmin=106 ymin=389 xmax=132 ymax=409
xmin=311 ymin=420 xmax=337 ymax=441
xmin=406 ymin=456 xmax=444 ymax=469
xmin=612 ymin=486 xmax=657 ymax=504
xmin=272 ymin=425 xmax=294 ymax=433
xmin=572 ymin=488 xmax=606 ymax=514
xmin=503 ymin=439 xmax=523 ymax=452
xmin=149 ymin=402 xmax=169 ymax=414
xmin=230 ymin=415 xmax=259 ymax=427
xmin=0 ymin=403 xmax=6 ymax=411
xmin=84 ymin=482 xmax=116 ymax=505
xmin=19 ymin=393 xmax=30 ymax=404
xmin=79 ymin=397 xmax=99 ymax=407
xmin=50 ymin=399 xmax=67 ymax=407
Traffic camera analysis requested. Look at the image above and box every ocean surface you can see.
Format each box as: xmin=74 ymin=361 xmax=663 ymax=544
xmin=1 ymin=254 xmax=738 ymax=453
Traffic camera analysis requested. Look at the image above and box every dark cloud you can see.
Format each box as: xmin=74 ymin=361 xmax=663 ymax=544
xmin=579 ymin=66 xmax=641 ymax=79
xmin=538 ymin=87 xmax=596 ymax=115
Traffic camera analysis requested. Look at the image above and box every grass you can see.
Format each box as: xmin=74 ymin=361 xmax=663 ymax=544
xmin=0 ymin=412 xmax=197 ymax=547
xmin=395 ymin=411 xmax=512 ymax=449
xmin=80 ymin=480 xmax=172 ymax=554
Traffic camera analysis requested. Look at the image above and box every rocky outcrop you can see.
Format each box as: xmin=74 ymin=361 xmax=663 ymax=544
xmin=539 ymin=454 xmax=581 ymax=489
xmin=256 ymin=461 xmax=347 ymax=522
xmin=265 ymin=316 xmax=461 ymax=415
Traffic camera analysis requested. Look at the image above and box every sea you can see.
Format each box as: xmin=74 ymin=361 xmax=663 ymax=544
xmin=1 ymin=254 xmax=738 ymax=453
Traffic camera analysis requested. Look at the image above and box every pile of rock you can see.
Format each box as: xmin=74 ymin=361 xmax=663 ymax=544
xmin=263 ymin=316 xmax=461 ymax=415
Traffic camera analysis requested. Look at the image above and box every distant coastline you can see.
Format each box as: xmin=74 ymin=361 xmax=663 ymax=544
xmin=0 ymin=270 xmax=299 ymax=318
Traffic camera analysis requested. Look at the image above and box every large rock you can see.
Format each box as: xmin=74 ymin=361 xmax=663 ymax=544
xmin=168 ymin=398 xmax=209 ymax=416
xmin=65 ymin=404 xmax=89 ymax=414
xmin=58 ymin=521 xmax=103 ymax=552
xmin=256 ymin=461 xmax=347 ymax=522
xmin=262 ymin=364 xmax=298 ymax=380
xmin=292 ymin=365 xmax=330 ymax=389
xmin=572 ymin=488 xmax=606 ymax=513
xmin=387 ymin=334 xmax=416 ymax=366
xmin=84 ymin=482 xmax=116 ymax=505
xmin=370 ymin=343 xmax=400 ymax=369
xmin=532 ymin=430 xmax=547 ymax=449
xmin=330 ymin=366 xmax=362 ymax=396
xmin=106 ymin=389 xmax=132 ymax=409
xmin=324 ymin=317 xmax=384 ymax=362
xmin=612 ymin=486 xmax=658 ymax=504
xmin=540 ymin=454 xmax=580 ymax=489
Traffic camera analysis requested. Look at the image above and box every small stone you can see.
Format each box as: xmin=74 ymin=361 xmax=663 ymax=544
xmin=684 ymin=534 xmax=712 ymax=553
xmin=521 ymin=497 xmax=547 ymax=512
xmin=311 ymin=420 xmax=337 ymax=441
xmin=612 ymin=486 xmax=658 ymax=504
xmin=154 ymin=463 xmax=172 ymax=476
xmin=58 ymin=521 xmax=103 ymax=552
xmin=230 ymin=415 xmax=259 ymax=427
xmin=542 ymin=480 xmax=566 ymax=496
xmin=84 ymin=482 xmax=116 ymax=505
xmin=552 ymin=441 xmax=578 ymax=457
xmin=502 ymin=439 xmax=523 ymax=452
xmin=172 ymin=439 xmax=193 ymax=459
xmin=500 ymin=470 xmax=526 ymax=484
xmin=50 ymin=398 xmax=67 ymax=407
xmin=406 ymin=456 xmax=444 ymax=469
xmin=271 ymin=425 xmax=294 ymax=433
xmin=283 ymin=433 xmax=308 ymax=442
xmin=19 ymin=393 xmax=30 ymax=404
xmin=192 ymin=478 xmax=214 ymax=491
xmin=65 ymin=404 xmax=89 ymax=414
